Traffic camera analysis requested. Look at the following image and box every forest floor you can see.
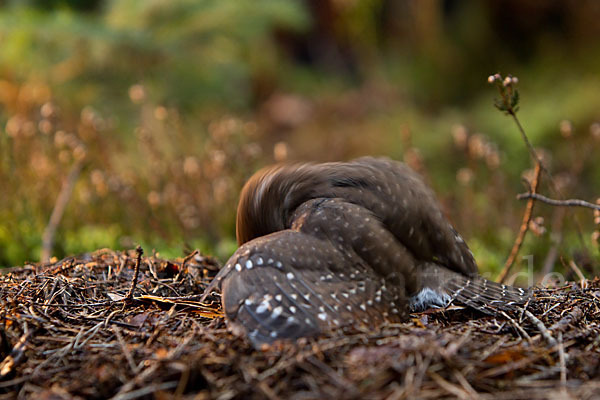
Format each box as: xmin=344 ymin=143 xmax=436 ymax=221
xmin=0 ymin=249 xmax=599 ymax=399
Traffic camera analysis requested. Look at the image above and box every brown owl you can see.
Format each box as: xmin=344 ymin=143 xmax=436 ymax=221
xmin=202 ymin=157 xmax=529 ymax=347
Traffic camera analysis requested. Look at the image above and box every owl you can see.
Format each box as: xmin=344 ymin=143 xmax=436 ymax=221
xmin=202 ymin=157 xmax=529 ymax=347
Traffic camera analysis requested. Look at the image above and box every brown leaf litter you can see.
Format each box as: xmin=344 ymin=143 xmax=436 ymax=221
xmin=0 ymin=249 xmax=599 ymax=399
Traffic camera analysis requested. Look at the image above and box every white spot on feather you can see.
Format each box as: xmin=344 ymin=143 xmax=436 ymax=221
xmin=256 ymin=301 xmax=269 ymax=314
xmin=271 ymin=306 xmax=283 ymax=319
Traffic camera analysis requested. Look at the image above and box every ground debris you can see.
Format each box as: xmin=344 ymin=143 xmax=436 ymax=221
xmin=0 ymin=249 xmax=599 ymax=399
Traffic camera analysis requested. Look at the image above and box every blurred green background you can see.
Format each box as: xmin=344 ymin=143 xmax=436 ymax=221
xmin=1 ymin=0 xmax=599 ymax=281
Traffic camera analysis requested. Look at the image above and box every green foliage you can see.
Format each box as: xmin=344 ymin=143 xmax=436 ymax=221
xmin=61 ymin=224 xmax=122 ymax=256
xmin=0 ymin=1 xmax=308 ymax=110
xmin=0 ymin=219 xmax=41 ymax=267
xmin=1 ymin=1 xmax=599 ymax=277
xmin=0 ymin=0 xmax=309 ymax=266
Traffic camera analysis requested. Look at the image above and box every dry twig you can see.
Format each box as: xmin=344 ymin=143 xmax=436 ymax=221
xmin=516 ymin=193 xmax=600 ymax=211
xmin=126 ymin=246 xmax=144 ymax=301
xmin=497 ymin=163 xmax=542 ymax=283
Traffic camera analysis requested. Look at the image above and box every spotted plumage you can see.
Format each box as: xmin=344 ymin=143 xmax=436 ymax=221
xmin=202 ymin=157 xmax=530 ymax=347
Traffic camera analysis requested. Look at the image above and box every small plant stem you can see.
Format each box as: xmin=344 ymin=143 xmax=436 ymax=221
xmin=41 ymin=158 xmax=85 ymax=262
xmin=497 ymin=162 xmax=541 ymax=283
xmin=509 ymin=111 xmax=543 ymax=167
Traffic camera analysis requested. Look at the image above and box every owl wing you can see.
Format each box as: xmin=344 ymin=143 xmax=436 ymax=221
xmin=290 ymin=197 xmax=420 ymax=294
xmin=217 ymin=229 xmax=405 ymax=347
xmin=320 ymin=157 xmax=478 ymax=277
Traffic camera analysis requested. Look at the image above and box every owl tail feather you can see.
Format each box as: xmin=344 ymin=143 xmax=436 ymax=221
xmin=410 ymin=263 xmax=531 ymax=315
xmin=446 ymin=275 xmax=531 ymax=314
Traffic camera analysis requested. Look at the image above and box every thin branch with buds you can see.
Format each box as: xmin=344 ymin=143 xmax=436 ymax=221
xmin=488 ymin=73 xmax=596 ymax=282
xmin=488 ymin=74 xmax=542 ymax=167
xmin=489 ymin=74 xmax=547 ymax=283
